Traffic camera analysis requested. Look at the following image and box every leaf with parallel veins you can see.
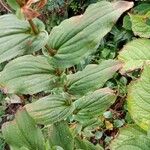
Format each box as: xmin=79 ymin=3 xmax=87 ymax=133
xmin=118 ymin=38 xmax=150 ymax=72
xmin=66 ymin=60 xmax=122 ymax=97
xmin=2 ymin=108 xmax=45 ymax=150
xmin=127 ymin=65 xmax=150 ymax=131
xmin=46 ymin=1 xmax=133 ymax=68
xmin=25 ymin=94 xmax=75 ymax=125
xmin=74 ymin=88 xmax=117 ymax=120
xmin=0 ymin=55 xmax=57 ymax=94
xmin=110 ymin=125 xmax=150 ymax=150
xmin=0 ymin=14 xmax=48 ymax=63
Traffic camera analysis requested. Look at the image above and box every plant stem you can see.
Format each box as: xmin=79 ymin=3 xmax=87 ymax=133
xmin=45 ymin=44 xmax=56 ymax=56
xmin=28 ymin=19 xmax=56 ymax=56
xmin=55 ymin=68 xmax=63 ymax=76
xmin=28 ymin=19 xmax=39 ymax=35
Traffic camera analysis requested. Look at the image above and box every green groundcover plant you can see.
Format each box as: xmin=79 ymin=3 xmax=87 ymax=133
xmin=1 ymin=0 xmax=150 ymax=150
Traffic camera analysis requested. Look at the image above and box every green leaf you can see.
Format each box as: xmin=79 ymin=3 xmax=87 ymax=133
xmin=19 ymin=147 xmax=30 ymax=150
xmin=74 ymin=88 xmax=117 ymax=120
xmin=7 ymin=0 xmax=20 ymax=10
xmin=113 ymin=119 xmax=125 ymax=128
xmin=0 ymin=14 xmax=48 ymax=64
xmin=123 ymin=15 xmax=132 ymax=30
xmin=133 ymin=3 xmax=150 ymax=15
xmin=75 ymin=137 xmax=103 ymax=150
xmin=127 ymin=65 xmax=150 ymax=131
xmin=110 ymin=125 xmax=150 ymax=150
xmin=103 ymin=111 xmax=113 ymax=119
xmin=48 ymin=121 xmax=74 ymax=150
xmin=46 ymin=1 xmax=133 ymax=68
xmin=130 ymin=12 xmax=150 ymax=38
xmin=2 ymin=108 xmax=45 ymax=150
xmin=66 ymin=60 xmax=121 ymax=97
xmin=118 ymin=38 xmax=150 ymax=72
xmin=25 ymin=94 xmax=75 ymax=125
xmin=52 ymin=146 xmax=64 ymax=150
xmin=0 ymin=55 xmax=57 ymax=94
xmin=95 ymin=131 xmax=103 ymax=140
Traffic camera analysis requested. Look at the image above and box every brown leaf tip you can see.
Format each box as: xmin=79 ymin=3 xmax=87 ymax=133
xmin=113 ymin=1 xmax=134 ymax=12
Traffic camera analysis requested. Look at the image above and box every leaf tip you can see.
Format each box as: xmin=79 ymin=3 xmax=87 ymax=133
xmin=113 ymin=1 xmax=134 ymax=12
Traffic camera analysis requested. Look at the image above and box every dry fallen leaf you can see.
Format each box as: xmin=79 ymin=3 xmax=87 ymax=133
xmin=105 ymin=120 xmax=113 ymax=130
xmin=16 ymin=0 xmax=47 ymax=20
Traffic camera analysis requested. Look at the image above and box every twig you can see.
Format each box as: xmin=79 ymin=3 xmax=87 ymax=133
xmin=45 ymin=44 xmax=56 ymax=56
xmin=28 ymin=19 xmax=39 ymax=35
xmin=28 ymin=19 xmax=56 ymax=56
xmin=0 ymin=0 xmax=12 ymax=12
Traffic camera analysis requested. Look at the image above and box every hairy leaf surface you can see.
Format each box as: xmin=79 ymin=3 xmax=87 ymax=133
xmin=110 ymin=125 xmax=150 ymax=150
xmin=2 ymin=109 xmax=45 ymax=150
xmin=0 ymin=14 xmax=48 ymax=63
xmin=127 ymin=65 xmax=150 ymax=130
xmin=47 ymin=1 xmax=133 ymax=68
xmin=118 ymin=38 xmax=150 ymax=72
xmin=74 ymin=88 xmax=117 ymax=120
xmin=48 ymin=121 xmax=74 ymax=150
xmin=75 ymin=137 xmax=103 ymax=150
xmin=0 ymin=55 xmax=57 ymax=94
xmin=26 ymin=94 xmax=75 ymax=125
xmin=66 ymin=60 xmax=121 ymax=97
xmin=130 ymin=12 xmax=150 ymax=38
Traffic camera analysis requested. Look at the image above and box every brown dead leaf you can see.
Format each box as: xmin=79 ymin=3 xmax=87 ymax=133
xmin=17 ymin=0 xmax=47 ymax=20
xmin=16 ymin=0 xmax=27 ymax=7
xmin=21 ymin=6 xmax=40 ymax=20
xmin=36 ymin=0 xmax=47 ymax=9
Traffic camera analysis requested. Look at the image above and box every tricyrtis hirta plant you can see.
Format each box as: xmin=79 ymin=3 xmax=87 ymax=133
xmin=0 ymin=0 xmax=134 ymax=149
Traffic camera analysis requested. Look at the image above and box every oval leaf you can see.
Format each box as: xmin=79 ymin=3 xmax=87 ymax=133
xmin=74 ymin=88 xmax=117 ymax=120
xmin=46 ymin=1 xmax=133 ymax=68
xmin=118 ymin=38 xmax=150 ymax=72
xmin=48 ymin=121 xmax=74 ymax=150
xmin=2 ymin=108 xmax=45 ymax=150
xmin=0 ymin=14 xmax=48 ymax=63
xmin=127 ymin=64 xmax=150 ymax=131
xmin=66 ymin=60 xmax=122 ymax=97
xmin=110 ymin=125 xmax=150 ymax=150
xmin=25 ymin=94 xmax=75 ymax=125
xmin=130 ymin=12 xmax=150 ymax=38
xmin=0 ymin=55 xmax=57 ymax=94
